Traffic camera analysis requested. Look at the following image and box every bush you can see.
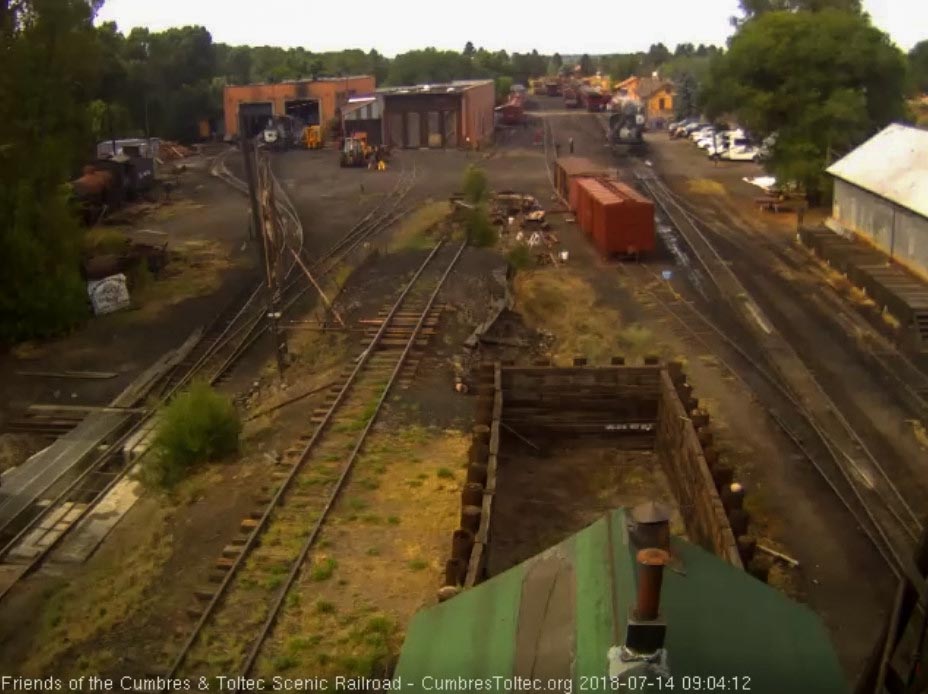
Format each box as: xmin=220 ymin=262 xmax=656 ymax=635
xmin=507 ymin=244 xmax=533 ymax=271
xmin=466 ymin=206 xmax=496 ymax=248
xmin=143 ymin=381 xmax=241 ymax=489
xmin=462 ymin=165 xmax=489 ymax=204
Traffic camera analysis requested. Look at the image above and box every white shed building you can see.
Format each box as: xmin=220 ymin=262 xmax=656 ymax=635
xmin=826 ymin=123 xmax=928 ymax=279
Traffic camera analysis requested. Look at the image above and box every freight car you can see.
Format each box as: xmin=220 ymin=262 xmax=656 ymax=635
xmin=570 ymin=176 xmax=655 ymax=257
xmin=579 ymin=86 xmax=607 ymax=112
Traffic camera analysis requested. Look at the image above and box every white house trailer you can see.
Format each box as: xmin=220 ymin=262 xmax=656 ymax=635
xmin=826 ymin=123 xmax=928 ymax=279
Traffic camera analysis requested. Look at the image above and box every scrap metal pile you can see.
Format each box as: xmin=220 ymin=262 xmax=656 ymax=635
xmin=491 ymin=192 xmax=565 ymax=266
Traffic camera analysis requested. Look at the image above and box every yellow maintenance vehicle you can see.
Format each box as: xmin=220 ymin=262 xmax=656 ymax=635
xmin=303 ymin=124 xmax=323 ymax=149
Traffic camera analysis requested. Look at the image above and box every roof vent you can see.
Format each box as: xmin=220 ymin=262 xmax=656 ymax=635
xmin=607 ymin=547 xmax=671 ymax=684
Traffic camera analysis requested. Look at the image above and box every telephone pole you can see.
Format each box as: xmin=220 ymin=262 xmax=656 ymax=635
xmin=239 ymin=109 xmax=288 ymax=378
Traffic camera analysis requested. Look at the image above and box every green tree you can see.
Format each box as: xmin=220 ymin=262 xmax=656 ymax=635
xmin=910 ymin=40 xmax=928 ymax=93
xmin=734 ymin=0 xmax=861 ymax=23
xmin=702 ymin=10 xmax=907 ymax=198
xmin=0 ymin=0 xmax=102 ymax=342
xmin=551 ymin=52 xmax=563 ymax=73
xmin=495 ymin=75 xmax=513 ymax=102
xmin=645 ymin=43 xmax=671 ymax=70
xmin=463 ymin=41 xmax=475 ymax=57
xmin=579 ymin=53 xmax=594 ymax=76
xmin=674 ymin=72 xmax=700 ymax=119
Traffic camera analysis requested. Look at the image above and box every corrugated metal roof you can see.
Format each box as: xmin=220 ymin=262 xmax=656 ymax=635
xmin=826 ymin=123 xmax=928 ymax=219
xmin=395 ymin=509 xmax=847 ymax=693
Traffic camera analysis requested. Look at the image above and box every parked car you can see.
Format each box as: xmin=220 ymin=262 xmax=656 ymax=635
xmin=690 ymin=127 xmax=714 ymax=143
xmin=720 ymin=144 xmax=761 ymax=161
xmin=682 ymin=122 xmax=707 ymax=136
xmin=705 ymin=131 xmax=748 ymax=156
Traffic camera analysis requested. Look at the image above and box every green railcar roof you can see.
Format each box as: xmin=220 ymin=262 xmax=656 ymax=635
xmin=395 ymin=509 xmax=847 ymax=694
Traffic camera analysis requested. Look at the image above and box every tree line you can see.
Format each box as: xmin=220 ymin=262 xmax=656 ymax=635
xmin=1 ymin=0 xmax=926 ymax=342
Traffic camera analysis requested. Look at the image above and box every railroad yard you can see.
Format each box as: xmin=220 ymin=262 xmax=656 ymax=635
xmin=1 ymin=93 xmax=927 ymax=689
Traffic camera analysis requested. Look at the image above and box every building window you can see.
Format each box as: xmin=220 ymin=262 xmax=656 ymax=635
xmin=659 ymin=97 xmax=666 ymax=111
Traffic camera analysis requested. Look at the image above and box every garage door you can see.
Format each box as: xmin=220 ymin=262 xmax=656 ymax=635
xmin=387 ymin=113 xmax=403 ymax=148
xmin=406 ymin=112 xmax=421 ymax=148
xmin=239 ymin=102 xmax=273 ymax=137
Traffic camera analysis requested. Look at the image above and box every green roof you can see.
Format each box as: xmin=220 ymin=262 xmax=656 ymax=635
xmin=395 ymin=509 xmax=847 ymax=693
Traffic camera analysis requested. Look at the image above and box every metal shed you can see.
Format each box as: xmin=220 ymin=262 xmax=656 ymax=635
xmin=826 ymin=123 xmax=928 ymax=280
xmin=378 ymin=80 xmax=494 ymax=149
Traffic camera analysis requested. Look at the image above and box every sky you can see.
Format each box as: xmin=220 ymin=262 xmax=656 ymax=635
xmin=95 ymin=0 xmax=926 ymax=55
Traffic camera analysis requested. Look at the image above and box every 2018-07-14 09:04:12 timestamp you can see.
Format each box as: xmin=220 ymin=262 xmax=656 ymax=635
xmin=579 ymin=675 xmax=752 ymax=691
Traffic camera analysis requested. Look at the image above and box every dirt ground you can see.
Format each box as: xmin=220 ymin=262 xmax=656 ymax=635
xmin=531 ymin=96 xmax=902 ymax=682
xmin=489 ymin=439 xmax=680 ymax=575
xmin=0 ymin=145 xmax=504 ymax=677
xmin=0 ymin=98 xmax=915 ymax=685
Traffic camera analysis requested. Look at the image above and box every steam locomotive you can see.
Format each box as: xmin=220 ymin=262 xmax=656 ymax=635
xmin=70 ymin=139 xmax=157 ymax=223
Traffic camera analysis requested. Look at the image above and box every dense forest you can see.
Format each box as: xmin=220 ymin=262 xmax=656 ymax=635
xmin=0 ymin=0 xmax=925 ymax=342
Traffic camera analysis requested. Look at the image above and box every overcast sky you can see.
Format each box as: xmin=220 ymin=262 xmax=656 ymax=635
xmin=95 ymin=0 xmax=926 ymax=55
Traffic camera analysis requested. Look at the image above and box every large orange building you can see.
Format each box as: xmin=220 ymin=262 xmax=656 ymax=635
xmin=223 ymin=75 xmax=376 ymax=137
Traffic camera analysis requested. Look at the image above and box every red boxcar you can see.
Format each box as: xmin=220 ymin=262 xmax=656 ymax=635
xmin=575 ymin=177 xmax=598 ymax=235
xmin=587 ymin=178 xmax=656 ymax=256
xmin=556 ymin=157 xmax=603 ymax=202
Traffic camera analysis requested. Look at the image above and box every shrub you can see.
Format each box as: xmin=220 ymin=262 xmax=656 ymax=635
xmin=466 ymin=206 xmax=496 ymax=248
xmin=462 ymin=165 xmax=489 ymax=204
xmin=507 ymin=244 xmax=533 ymax=271
xmin=143 ymin=381 xmax=240 ymax=489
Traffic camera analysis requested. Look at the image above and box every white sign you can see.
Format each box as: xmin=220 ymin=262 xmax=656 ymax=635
xmin=87 ymin=274 xmax=130 ymax=315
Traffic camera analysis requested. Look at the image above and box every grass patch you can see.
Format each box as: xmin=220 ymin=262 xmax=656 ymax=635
xmin=366 ymin=547 xmax=381 ymax=556
xmin=13 ymin=503 xmax=173 ymax=674
xmin=513 ymin=268 xmax=628 ymax=364
xmin=316 ymin=600 xmax=336 ymax=614
xmin=311 ymin=558 xmax=337 ymax=582
xmin=82 ymin=226 xmax=129 ymax=254
xmin=507 ymin=244 xmax=533 ymax=272
xmin=408 ymin=559 xmax=428 ymax=571
xmin=436 ymin=467 xmax=454 ymax=479
xmin=388 ymin=201 xmax=449 ymax=252
xmin=141 ymin=381 xmax=240 ymax=490
xmin=387 ymin=516 xmax=400 ymax=525
xmin=686 ymin=178 xmax=728 ymax=196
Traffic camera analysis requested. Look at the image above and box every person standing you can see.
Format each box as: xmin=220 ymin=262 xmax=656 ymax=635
xmin=568 ymin=137 xmax=574 ymax=154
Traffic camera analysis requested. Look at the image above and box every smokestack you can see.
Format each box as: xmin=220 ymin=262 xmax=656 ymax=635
xmin=635 ymin=548 xmax=670 ymax=621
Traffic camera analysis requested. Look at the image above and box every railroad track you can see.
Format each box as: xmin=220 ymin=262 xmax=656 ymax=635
xmin=0 ymin=147 xmax=305 ymax=603
xmin=165 ymin=238 xmax=466 ymax=677
xmin=652 ymin=182 xmax=928 ymax=424
xmin=633 ymin=171 xmax=923 ymax=585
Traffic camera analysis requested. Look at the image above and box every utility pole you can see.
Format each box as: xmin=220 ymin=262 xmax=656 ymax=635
xmin=239 ymin=108 xmax=288 ymax=378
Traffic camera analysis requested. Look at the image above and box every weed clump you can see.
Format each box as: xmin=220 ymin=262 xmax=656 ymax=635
xmin=507 ymin=244 xmax=533 ymax=271
xmin=466 ymin=206 xmax=496 ymax=248
xmin=143 ymin=381 xmax=240 ymax=489
xmin=462 ymin=165 xmax=489 ymax=204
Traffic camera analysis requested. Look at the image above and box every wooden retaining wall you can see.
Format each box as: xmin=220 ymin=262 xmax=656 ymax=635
xmin=657 ymin=364 xmax=742 ymax=568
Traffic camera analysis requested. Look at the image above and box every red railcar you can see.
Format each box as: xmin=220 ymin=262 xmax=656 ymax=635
xmin=563 ymin=88 xmax=579 ymax=108
xmin=572 ymin=177 xmax=656 ymax=256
